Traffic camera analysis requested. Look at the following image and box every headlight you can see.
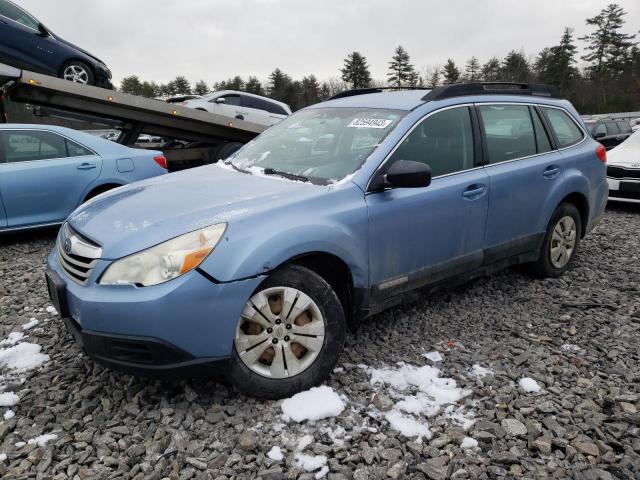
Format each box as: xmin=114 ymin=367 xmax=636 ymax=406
xmin=99 ymin=223 xmax=226 ymax=287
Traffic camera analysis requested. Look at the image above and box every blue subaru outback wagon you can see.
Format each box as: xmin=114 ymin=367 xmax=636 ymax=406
xmin=46 ymin=83 xmax=608 ymax=398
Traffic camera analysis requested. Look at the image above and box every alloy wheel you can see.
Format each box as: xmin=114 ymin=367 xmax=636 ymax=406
xmin=550 ymin=215 xmax=577 ymax=268
xmin=234 ymin=286 xmax=325 ymax=379
xmin=63 ymin=65 xmax=90 ymax=84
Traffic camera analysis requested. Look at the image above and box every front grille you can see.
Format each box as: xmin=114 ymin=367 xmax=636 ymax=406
xmin=57 ymin=224 xmax=102 ymax=285
xmin=607 ymin=165 xmax=640 ymax=180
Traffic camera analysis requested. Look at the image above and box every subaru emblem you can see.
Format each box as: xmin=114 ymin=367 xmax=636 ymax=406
xmin=63 ymin=237 xmax=72 ymax=254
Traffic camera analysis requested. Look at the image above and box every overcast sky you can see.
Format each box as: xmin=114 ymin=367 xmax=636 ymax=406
xmin=14 ymin=0 xmax=640 ymax=87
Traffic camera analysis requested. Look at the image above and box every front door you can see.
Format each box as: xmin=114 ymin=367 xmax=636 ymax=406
xmin=0 ymin=129 xmax=101 ymax=227
xmin=366 ymin=106 xmax=489 ymax=301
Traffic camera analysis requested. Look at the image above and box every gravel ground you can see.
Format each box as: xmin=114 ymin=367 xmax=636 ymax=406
xmin=0 ymin=204 xmax=639 ymax=480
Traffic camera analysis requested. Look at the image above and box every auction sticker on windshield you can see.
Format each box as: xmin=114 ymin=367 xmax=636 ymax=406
xmin=347 ymin=118 xmax=393 ymax=129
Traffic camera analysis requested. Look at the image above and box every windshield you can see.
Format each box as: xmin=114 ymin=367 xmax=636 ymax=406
xmin=228 ymin=107 xmax=406 ymax=185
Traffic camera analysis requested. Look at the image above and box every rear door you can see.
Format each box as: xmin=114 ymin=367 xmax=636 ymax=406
xmin=239 ymin=95 xmax=267 ymax=125
xmin=0 ymin=129 xmax=102 ymax=227
xmin=480 ymin=103 xmax=563 ymax=261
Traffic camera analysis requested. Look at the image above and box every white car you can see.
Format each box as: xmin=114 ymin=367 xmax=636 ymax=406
xmin=184 ymin=90 xmax=291 ymax=127
xmin=607 ymin=129 xmax=640 ymax=203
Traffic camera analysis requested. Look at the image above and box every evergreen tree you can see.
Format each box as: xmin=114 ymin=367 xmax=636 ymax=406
xmin=387 ymin=46 xmax=417 ymax=87
xmin=140 ymin=81 xmax=160 ymax=98
xmin=465 ymin=57 xmax=481 ymax=81
xmin=120 ymin=75 xmax=143 ymax=95
xmin=580 ymin=3 xmax=637 ymax=78
xmin=442 ymin=59 xmax=460 ymax=84
xmin=268 ymin=68 xmax=293 ymax=103
xmin=244 ymin=76 xmax=264 ymax=95
xmin=501 ymin=50 xmax=531 ymax=82
xmin=482 ymin=57 xmax=502 ymax=81
xmin=319 ymin=83 xmax=332 ymax=100
xmin=193 ymin=80 xmax=209 ymax=96
xmin=301 ymin=75 xmax=322 ymax=106
xmin=341 ymin=51 xmax=372 ymax=89
xmin=169 ymin=76 xmax=191 ymax=95
xmin=214 ymin=76 xmax=244 ymax=91
xmin=537 ymin=28 xmax=579 ymax=91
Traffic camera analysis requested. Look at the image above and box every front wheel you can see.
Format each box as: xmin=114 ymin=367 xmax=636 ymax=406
xmin=61 ymin=61 xmax=95 ymax=86
xmin=528 ymin=202 xmax=581 ymax=278
xmin=228 ymin=265 xmax=345 ymax=399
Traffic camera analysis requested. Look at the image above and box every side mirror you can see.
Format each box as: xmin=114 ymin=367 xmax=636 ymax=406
xmin=215 ymin=97 xmax=226 ymax=104
xmin=37 ymin=23 xmax=49 ymax=37
xmin=594 ymin=131 xmax=606 ymax=139
xmin=370 ymin=160 xmax=432 ymax=191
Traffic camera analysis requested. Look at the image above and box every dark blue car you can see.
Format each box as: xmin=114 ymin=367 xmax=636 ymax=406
xmin=0 ymin=0 xmax=112 ymax=88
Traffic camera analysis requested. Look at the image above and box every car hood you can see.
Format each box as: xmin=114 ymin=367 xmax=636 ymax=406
xmin=67 ymin=165 xmax=325 ymax=259
xmin=608 ymin=130 xmax=640 ymax=167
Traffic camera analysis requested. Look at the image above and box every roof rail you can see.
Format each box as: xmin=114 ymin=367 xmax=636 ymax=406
xmin=422 ymin=82 xmax=561 ymax=101
xmin=329 ymin=86 xmax=429 ymax=101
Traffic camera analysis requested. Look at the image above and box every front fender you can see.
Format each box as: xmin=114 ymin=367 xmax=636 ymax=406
xmin=199 ymin=187 xmax=369 ymax=288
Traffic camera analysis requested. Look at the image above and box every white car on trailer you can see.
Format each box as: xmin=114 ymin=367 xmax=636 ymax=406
xmin=607 ymin=130 xmax=640 ymax=203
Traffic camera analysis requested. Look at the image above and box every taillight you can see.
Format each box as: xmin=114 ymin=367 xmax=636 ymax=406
xmin=596 ymin=144 xmax=606 ymax=164
xmin=153 ymin=155 xmax=168 ymax=169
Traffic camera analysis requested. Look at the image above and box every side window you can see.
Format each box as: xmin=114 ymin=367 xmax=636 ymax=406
xmin=479 ymin=104 xmax=536 ymax=163
xmin=241 ymin=95 xmax=260 ymax=110
xmin=605 ymin=122 xmax=619 ymax=135
xmin=0 ymin=0 xmax=38 ymax=30
xmin=1 ymin=130 xmax=67 ymax=163
xmin=388 ymin=106 xmax=474 ymax=177
xmin=268 ymin=102 xmax=288 ymax=116
xmin=66 ymin=139 xmax=93 ymax=157
xmin=542 ymin=108 xmax=584 ymax=148
xmin=531 ymin=108 xmax=552 ymax=154
xmin=593 ymin=123 xmax=607 ymax=137
xmin=220 ymin=95 xmax=241 ymax=106
xmin=617 ymin=121 xmax=632 ymax=134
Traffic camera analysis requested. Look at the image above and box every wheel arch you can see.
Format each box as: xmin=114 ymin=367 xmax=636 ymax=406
xmin=559 ymin=192 xmax=589 ymax=237
xmin=59 ymin=57 xmax=95 ymax=77
xmin=82 ymin=182 xmax=124 ymax=202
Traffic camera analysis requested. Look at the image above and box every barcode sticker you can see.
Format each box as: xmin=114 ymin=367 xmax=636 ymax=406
xmin=347 ymin=118 xmax=393 ymax=129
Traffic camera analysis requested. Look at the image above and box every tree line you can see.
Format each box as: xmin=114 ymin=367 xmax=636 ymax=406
xmin=120 ymin=3 xmax=638 ymax=114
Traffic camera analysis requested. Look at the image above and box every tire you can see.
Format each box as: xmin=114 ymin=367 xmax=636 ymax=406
xmin=528 ymin=202 xmax=582 ymax=278
xmin=60 ymin=61 xmax=95 ymax=86
xmin=228 ymin=265 xmax=346 ymax=399
xmin=206 ymin=142 xmax=244 ymax=165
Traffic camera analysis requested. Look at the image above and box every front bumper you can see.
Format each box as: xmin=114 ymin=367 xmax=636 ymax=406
xmin=47 ymin=250 xmax=265 ymax=377
xmin=607 ymin=177 xmax=640 ymax=203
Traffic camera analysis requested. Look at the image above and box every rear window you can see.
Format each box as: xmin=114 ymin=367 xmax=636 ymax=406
xmin=542 ymin=108 xmax=584 ymax=148
xmin=479 ymin=104 xmax=536 ymax=163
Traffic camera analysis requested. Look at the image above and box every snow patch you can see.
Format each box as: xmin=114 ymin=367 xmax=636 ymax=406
xmin=21 ymin=319 xmax=39 ymax=330
xmin=28 ymin=433 xmax=57 ymax=447
xmin=470 ymin=364 xmax=493 ymax=379
xmin=315 ymin=466 xmax=330 ymax=479
xmin=0 ymin=392 xmax=19 ymax=407
xmin=519 ymin=377 xmax=542 ymax=393
xmin=423 ymin=351 xmax=443 ymax=362
xmin=384 ymin=410 xmax=432 ymax=439
xmin=267 ymin=445 xmax=283 ymax=461
xmin=45 ymin=306 xmax=57 ymax=314
xmin=561 ymin=343 xmax=583 ymax=353
xmin=295 ymin=453 xmax=327 ymax=472
xmin=14 ymin=442 xmax=25 ymax=448
xmin=0 ymin=453 xmax=5 ymax=461
xmin=0 ymin=332 xmax=25 ymax=346
xmin=281 ymin=386 xmax=345 ymax=422
xmin=0 ymin=343 xmax=49 ymax=371
xmin=4 ymin=409 xmax=15 ymax=420
xmin=461 ymin=436 xmax=478 ymax=450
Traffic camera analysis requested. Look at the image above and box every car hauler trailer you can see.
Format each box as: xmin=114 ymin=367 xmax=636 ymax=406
xmin=0 ymin=62 xmax=266 ymax=170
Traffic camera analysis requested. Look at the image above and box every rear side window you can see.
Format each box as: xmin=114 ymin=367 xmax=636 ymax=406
xmin=542 ymin=108 xmax=584 ymax=148
xmin=479 ymin=104 xmax=536 ymax=163
xmin=389 ymin=106 xmax=474 ymax=177
xmin=605 ymin=122 xmax=619 ymax=135
xmin=617 ymin=121 xmax=632 ymax=134
xmin=1 ymin=130 xmax=67 ymax=163
xmin=593 ymin=123 xmax=607 ymax=137
xmin=66 ymin=139 xmax=93 ymax=157
xmin=265 ymin=100 xmax=288 ymax=115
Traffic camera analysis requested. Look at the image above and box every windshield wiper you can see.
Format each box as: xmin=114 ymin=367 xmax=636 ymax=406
xmin=263 ymin=168 xmax=309 ymax=183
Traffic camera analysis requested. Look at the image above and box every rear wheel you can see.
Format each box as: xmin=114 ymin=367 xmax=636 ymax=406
xmin=528 ymin=202 xmax=581 ymax=278
xmin=228 ymin=265 xmax=345 ymax=399
xmin=61 ymin=61 xmax=95 ymax=86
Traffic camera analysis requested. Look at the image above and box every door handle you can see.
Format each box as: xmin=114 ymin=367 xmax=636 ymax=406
xmin=462 ymin=184 xmax=486 ymax=199
xmin=235 ymin=114 xmax=244 ymax=120
xmin=77 ymin=163 xmax=96 ymax=170
xmin=543 ymin=166 xmax=560 ymax=179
